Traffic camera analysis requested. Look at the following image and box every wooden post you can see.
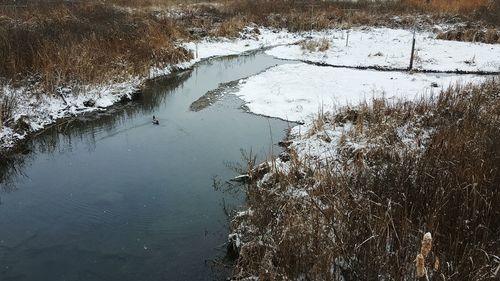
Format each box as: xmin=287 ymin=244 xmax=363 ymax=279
xmin=310 ymin=5 xmax=314 ymax=35
xmin=346 ymin=30 xmax=350 ymax=47
xmin=195 ymin=41 xmax=198 ymax=59
xmin=409 ymin=30 xmax=416 ymax=70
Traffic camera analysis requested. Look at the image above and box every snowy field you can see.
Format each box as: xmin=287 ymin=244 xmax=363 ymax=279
xmin=267 ymin=28 xmax=500 ymax=73
xmin=235 ymin=63 xmax=488 ymax=123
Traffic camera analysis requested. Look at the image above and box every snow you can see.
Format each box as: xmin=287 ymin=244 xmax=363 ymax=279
xmin=0 ymin=71 xmax=146 ymax=148
xmin=266 ymin=27 xmax=500 ymax=73
xmin=228 ymin=233 xmax=242 ymax=249
xmin=182 ymin=27 xmax=303 ymax=63
xmin=234 ymin=63 xmax=487 ymax=123
xmin=288 ymin=122 xmax=353 ymax=163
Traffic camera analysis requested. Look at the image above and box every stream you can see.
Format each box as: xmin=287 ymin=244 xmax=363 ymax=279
xmin=0 ymin=53 xmax=292 ymax=281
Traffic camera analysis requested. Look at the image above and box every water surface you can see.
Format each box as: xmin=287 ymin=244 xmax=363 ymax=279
xmin=0 ymin=53 xmax=291 ymax=281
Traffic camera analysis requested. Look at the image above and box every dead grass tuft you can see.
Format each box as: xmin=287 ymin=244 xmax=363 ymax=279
xmin=210 ymin=16 xmax=247 ymax=38
xmin=300 ymin=38 xmax=330 ymax=52
xmin=0 ymin=83 xmax=17 ymax=126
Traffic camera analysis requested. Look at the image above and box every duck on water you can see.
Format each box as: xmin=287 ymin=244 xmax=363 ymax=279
xmin=152 ymin=116 xmax=159 ymax=125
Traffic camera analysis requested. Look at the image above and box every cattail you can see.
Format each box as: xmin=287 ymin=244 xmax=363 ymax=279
xmin=416 ymin=232 xmax=433 ymax=279
xmin=421 ymin=232 xmax=432 ymax=258
xmin=434 ymin=256 xmax=440 ymax=272
xmin=416 ymin=253 xmax=426 ymax=278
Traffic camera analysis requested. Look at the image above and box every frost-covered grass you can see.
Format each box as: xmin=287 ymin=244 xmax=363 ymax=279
xmin=230 ymin=78 xmax=500 ymax=281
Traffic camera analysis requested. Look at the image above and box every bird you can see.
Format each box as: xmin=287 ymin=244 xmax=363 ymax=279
xmin=152 ymin=115 xmax=159 ymax=125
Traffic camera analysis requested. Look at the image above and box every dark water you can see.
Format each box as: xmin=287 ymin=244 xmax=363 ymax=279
xmin=0 ymin=53 xmax=291 ymax=281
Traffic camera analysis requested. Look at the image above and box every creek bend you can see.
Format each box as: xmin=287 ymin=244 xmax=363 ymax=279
xmin=0 ymin=53 xmax=292 ymax=281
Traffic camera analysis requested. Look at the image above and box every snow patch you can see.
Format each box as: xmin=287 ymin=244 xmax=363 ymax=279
xmin=234 ymin=63 xmax=487 ymax=123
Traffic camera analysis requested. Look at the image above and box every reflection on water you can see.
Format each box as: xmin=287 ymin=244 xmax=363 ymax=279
xmin=0 ymin=53 xmax=290 ymax=281
xmin=33 ymin=70 xmax=193 ymax=157
xmin=0 ymin=153 xmax=29 ymax=194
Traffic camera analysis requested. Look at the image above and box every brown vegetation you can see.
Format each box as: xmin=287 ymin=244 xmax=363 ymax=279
xmin=0 ymin=1 xmax=193 ymax=91
xmin=231 ymin=78 xmax=500 ymax=280
xmin=224 ymin=0 xmax=498 ymax=31
xmin=403 ymin=0 xmax=491 ymax=13
xmin=437 ymin=28 xmax=500 ymax=43
xmin=0 ymin=0 xmax=498 ymax=92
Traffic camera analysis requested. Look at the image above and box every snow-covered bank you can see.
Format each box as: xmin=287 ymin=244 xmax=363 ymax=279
xmin=0 ymin=84 xmax=137 ymax=150
xmin=182 ymin=27 xmax=302 ymax=64
xmin=234 ymin=63 xmax=488 ymax=123
xmin=228 ymin=70 xmax=500 ymax=281
xmin=0 ymin=27 xmax=303 ymax=150
xmin=266 ymin=28 xmax=500 ymax=73
xmin=0 ymin=77 xmax=144 ymax=149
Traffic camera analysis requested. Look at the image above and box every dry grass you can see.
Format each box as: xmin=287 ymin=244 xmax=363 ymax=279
xmin=0 ymin=1 xmax=194 ymax=91
xmin=225 ymin=0 xmax=499 ymax=30
xmin=403 ymin=0 xmax=499 ymax=25
xmin=437 ymin=28 xmax=500 ymax=43
xmin=403 ymin=0 xmax=491 ymax=13
xmin=231 ymin=78 xmax=500 ymax=280
xmin=299 ymin=38 xmax=331 ymax=52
